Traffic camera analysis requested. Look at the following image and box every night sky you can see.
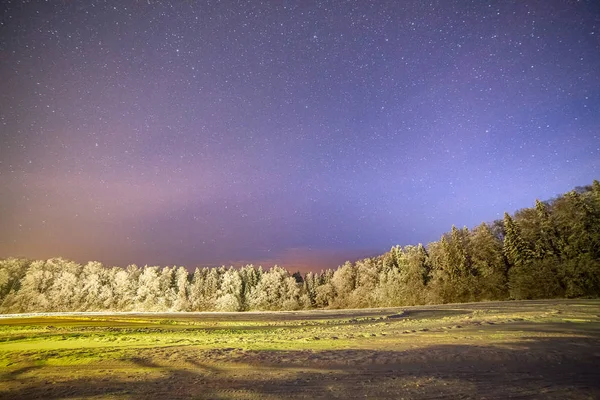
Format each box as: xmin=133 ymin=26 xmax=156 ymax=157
xmin=1 ymin=1 xmax=599 ymax=272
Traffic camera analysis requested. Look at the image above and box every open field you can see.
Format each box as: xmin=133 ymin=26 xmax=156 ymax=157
xmin=0 ymin=300 xmax=599 ymax=399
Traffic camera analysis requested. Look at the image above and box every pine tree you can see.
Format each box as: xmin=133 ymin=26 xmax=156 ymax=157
xmin=314 ymin=269 xmax=336 ymax=308
xmin=216 ymin=268 xmax=243 ymax=311
xmin=350 ymin=258 xmax=380 ymax=308
xmin=470 ymin=223 xmax=508 ymax=300
xmin=248 ymin=266 xmax=300 ymax=310
xmin=503 ymin=213 xmax=532 ymax=268
xmin=188 ymin=267 xmax=207 ymax=311
xmin=331 ymin=261 xmax=356 ymax=308
xmin=239 ymin=265 xmax=261 ymax=311
xmin=0 ymin=258 xmax=31 ymax=312
xmin=159 ymin=266 xmax=177 ymax=310
xmin=173 ymin=267 xmax=190 ymax=311
xmin=401 ymin=244 xmax=430 ymax=305
xmin=111 ymin=265 xmax=138 ymax=311
xmin=533 ymin=199 xmax=561 ymax=259
xmin=136 ymin=266 xmax=162 ymax=311
xmin=203 ymin=267 xmax=222 ymax=310
xmin=11 ymin=260 xmax=54 ymax=312
xmin=47 ymin=259 xmax=83 ymax=311
xmin=303 ymin=271 xmax=317 ymax=308
xmin=504 ymin=212 xmax=562 ymax=299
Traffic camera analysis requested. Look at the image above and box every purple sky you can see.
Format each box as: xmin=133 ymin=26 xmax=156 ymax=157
xmin=1 ymin=1 xmax=599 ymax=272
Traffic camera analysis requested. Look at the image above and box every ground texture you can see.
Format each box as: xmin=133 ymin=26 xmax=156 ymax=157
xmin=1 ymin=299 xmax=599 ymax=399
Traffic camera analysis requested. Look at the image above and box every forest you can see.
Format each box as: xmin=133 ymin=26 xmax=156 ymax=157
xmin=1 ymin=181 xmax=599 ymax=313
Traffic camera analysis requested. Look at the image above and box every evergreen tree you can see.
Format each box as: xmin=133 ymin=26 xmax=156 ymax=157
xmin=331 ymin=261 xmax=356 ymax=308
xmin=239 ymin=265 xmax=261 ymax=311
xmin=302 ymin=271 xmax=317 ymax=308
xmin=470 ymin=223 xmax=508 ymax=300
xmin=248 ymin=266 xmax=300 ymax=310
xmin=173 ymin=266 xmax=190 ymax=311
xmin=188 ymin=267 xmax=207 ymax=311
xmin=136 ymin=266 xmax=162 ymax=311
xmin=314 ymin=269 xmax=336 ymax=308
xmin=158 ymin=266 xmax=177 ymax=310
xmin=47 ymin=259 xmax=83 ymax=311
xmin=533 ymin=199 xmax=561 ymax=259
xmin=505 ymin=211 xmax=563 ymax=299
xmin=350 ymin=258 xmax=380 ymax=308
xmin=0 ymin=258 xmax=30 ymax=311
xmin=1 ymin=180 xmax=599 ymax=313
xmin=400 ymin=244 xmax=429 ymax=305
xmin=111 ymin=265 xmax=139 ymax=311
xmin=10 ymin=260 xmax=54 ymax=312
xmin=203 ymin=267 xmax=222 ymax=310
xmin=428 ymin=227 xmax=474 ymax=303
xmin=216 ymin=268 xmax=243 ymax=311
xmin=503 ymin=213 xmax=532 ymax=268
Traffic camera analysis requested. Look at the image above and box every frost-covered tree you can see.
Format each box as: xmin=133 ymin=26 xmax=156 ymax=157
xmin=216 ymin=267 xmax=243 ymax=311
xmin=0 ymin=258 xmax=30 ymax=311
xmin=136 ymin=266 xmax=162 ymax=311
xmin=302 ymin=271 xmax=318 ymax=308
xmin=248 ymin=266 xmax=300 ymax=310
xmin=48 ymin=259 xmax=83 ymax=311
xmin=111 ymin=265 xmax=139 ymax=311
xmin=80 ymin=261 xmax=113 ymax=310
xmin=330 ymin=261 xmax=356 ymax=308
xmin=469 ymin=223 xmax=508 ymax=300
xmin=314 ymin=269 xmax=336 ymax=308
xmin=350 ymin=258 xmax=380 ymax=308
xmin=173 ymin=266 xmax=190 ymax=311
xmin=188 ymin=267 xmax=206 ymax=311
xmin=239 ymin=265 xmax=261 ymax=311
xmin=9 ymin=259 xmax=55 ymax=312
xmin=158 ymin=266 xmax=178 ymax=310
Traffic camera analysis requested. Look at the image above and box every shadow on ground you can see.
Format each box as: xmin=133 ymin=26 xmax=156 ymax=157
xmin=1 ymin=335 xmax=599 ymax=399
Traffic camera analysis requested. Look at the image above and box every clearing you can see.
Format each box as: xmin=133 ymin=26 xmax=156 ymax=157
xmin=1 ymin=299 xmax=599 ymax=399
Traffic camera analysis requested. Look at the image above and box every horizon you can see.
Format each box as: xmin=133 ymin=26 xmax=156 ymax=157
xmin=1 ymin=1 xmax=599 ymax=272
xmin=1 ymin=181 xmax=593 ymax=274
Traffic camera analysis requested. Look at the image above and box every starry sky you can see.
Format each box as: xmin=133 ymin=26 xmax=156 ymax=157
xmin=1 ymin=1 xmax=599 ymax=272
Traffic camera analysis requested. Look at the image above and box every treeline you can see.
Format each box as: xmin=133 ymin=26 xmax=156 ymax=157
xmin=1 ymin=181 xmax=599 ymax=313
